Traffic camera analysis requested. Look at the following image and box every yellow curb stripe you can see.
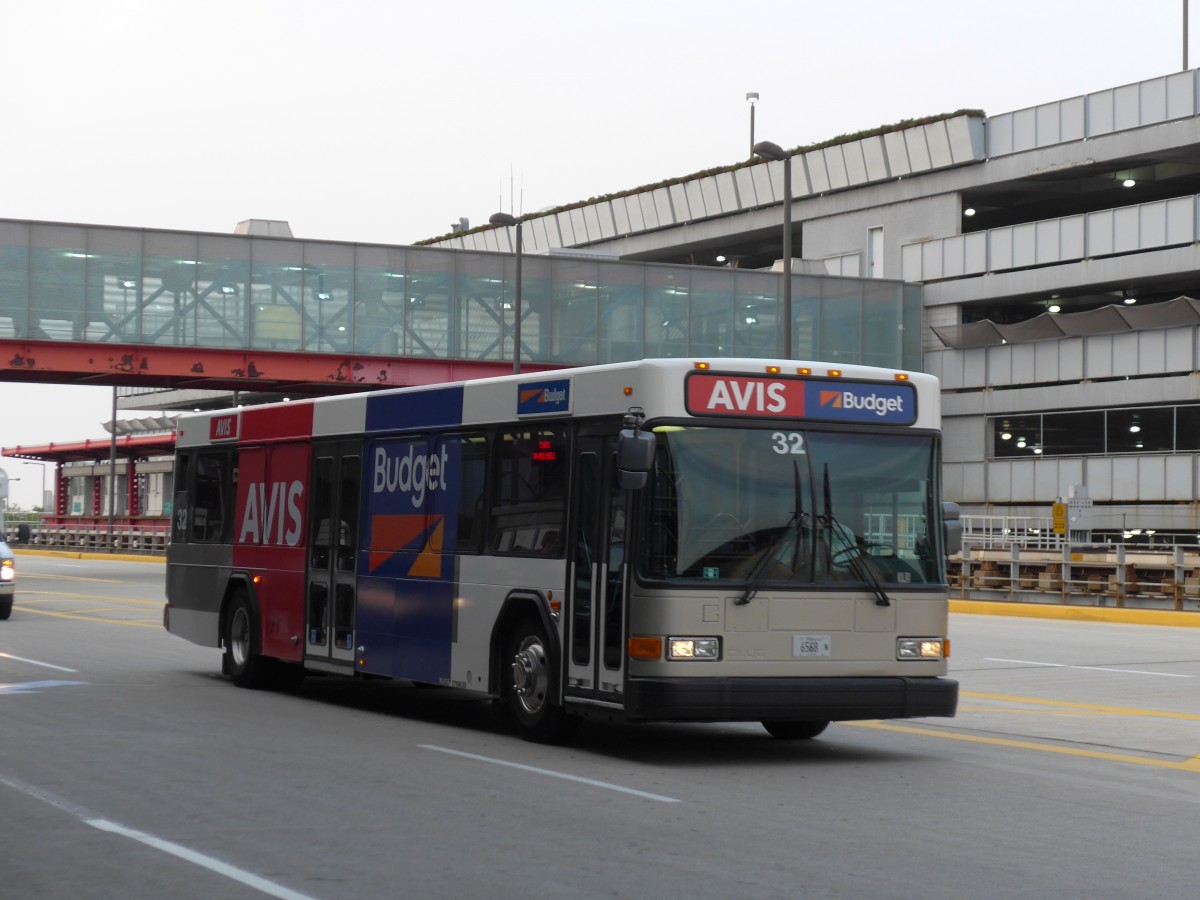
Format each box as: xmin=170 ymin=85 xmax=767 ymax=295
xmin=950 ymin=599 xmax=1200 ymax=627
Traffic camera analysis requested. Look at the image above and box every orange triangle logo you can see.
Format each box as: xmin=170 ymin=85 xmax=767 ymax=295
xmin=368 ymin=514 xmax=443 ymax=574
xmin=819 ymin=390 xmax=842 ymax=408
xmin=408 ymin=518 xmax=444 ymax=577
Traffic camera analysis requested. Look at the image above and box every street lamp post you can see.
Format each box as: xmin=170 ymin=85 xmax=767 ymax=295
xmin=745 ymin=92 xmax=759 ymax=157
xmin=753 ymin=140 xmax=792 ymax=358
xmin=489 ymin=212 xmax=523 ymax=374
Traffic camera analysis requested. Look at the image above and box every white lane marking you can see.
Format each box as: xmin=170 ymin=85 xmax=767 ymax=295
xmin=0 ymin=774 xmax=319 ymax=900
xmin=0 ymin=651 xmax=78 ymax=672
xmin=87 ymin=820 xmax=319 ymax=900
xmin=987 ymin=658 xmax=1192 ymax=678
xmin=0 ymin=680 xmax=88 ymax=695
xmin=420 ymin=744 xmax=681 ymax=803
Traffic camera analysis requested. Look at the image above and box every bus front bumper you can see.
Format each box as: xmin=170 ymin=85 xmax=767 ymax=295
xmin=621 ymin=676 xmax=958 ymax=722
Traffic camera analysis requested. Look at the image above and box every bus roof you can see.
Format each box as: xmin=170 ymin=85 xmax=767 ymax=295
xmin=175 ymin=358 xmax=940 ymax=448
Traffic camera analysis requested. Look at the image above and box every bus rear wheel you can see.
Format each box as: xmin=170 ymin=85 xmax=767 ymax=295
xmin=225 ymin=591 xmax=268 ymax=689
xmin=505 ymin=618 xmax=579 ymax=744
xmin=762 ymin=720 xmax=829 ymax=740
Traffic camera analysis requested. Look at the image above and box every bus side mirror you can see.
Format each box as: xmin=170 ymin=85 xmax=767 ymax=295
xmin=616 ymin=428 xmax=655 ymax=490
xmin=942 ymin=501 xmax=961 ymax=557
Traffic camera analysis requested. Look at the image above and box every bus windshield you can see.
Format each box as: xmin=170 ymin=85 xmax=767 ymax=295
xmin=639 ymin=425 xmax=943 ymax=588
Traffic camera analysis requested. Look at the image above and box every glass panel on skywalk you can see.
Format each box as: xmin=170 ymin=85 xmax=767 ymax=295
xmin=550 ymin=259 xmax=598 ymax=365
xmin=250 ymin=238 xmax=303 ymax=351
xmin=862 ymin=279 xmax=902 ymax=368
xmin=86 ymin=228 xmax=141 ymax=343
xmin=196 ymin=235 xmax=249 ymax=349
xmin=406 ymin=248 xmax=455 ymax=358
xmin=642 ymin=266 xmax=686 ymax=360
xmin=353 ymin=245 xmax=406 ymax=355
xmin=30 ymin=224 xmax=87 ymax=341
xmin=303 ymin=242 xmax=353 ymax=353
xmin=688 ymin=269 xmax=734 ymax=357
xmin=0 ymin=219 xmax=923 ymax=373
xmin=598 ymin=260 xmax=645 ymax=363
xmin=732 ymin=270 xmax=779 ymax=357
xmin=819 ymin=276 xmax=863 ymax=363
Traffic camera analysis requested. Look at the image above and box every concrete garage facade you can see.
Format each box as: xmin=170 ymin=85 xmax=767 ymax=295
xmin=436 ymin=69 xmax=1200 ymax=543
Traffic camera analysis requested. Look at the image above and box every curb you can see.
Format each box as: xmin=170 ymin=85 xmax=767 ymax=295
xmin=13 ymin=548 xmax=165 ymax=564
xmin=951 ymin=598 xmax=1200 ymax=628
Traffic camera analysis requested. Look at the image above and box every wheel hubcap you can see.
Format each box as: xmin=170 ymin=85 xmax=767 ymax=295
xmin=230 ymin=607 xmax=250 ymax=667
xmin=511 ymin=636 xmax=548 ymax=715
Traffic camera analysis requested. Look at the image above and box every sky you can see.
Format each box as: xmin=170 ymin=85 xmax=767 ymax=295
xmin=0 ymin=0 xmax=1196 ymax=508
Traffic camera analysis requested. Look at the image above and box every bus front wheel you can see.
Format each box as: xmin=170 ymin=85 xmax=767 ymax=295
xmin=505 ymin=618 xmax=579 ymax=744
xmin=762 ymin=720 xmax=829 ymax=740
xmin=225 ymin=591 xmax=268 ymax=689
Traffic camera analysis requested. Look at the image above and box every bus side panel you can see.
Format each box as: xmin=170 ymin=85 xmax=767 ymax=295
xmin=357 ymin=436 xmax=461 ymax=683
xmin=165 ymin=541 xmax=232 ymax=647
xmin=452 ymin=555 xmax=566 ymax=692
xmin=232 ymin=442 xmax=311 ymax=662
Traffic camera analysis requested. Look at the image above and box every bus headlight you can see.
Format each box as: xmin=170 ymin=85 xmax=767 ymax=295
xmin=897 ymin=637 xmax=944 ymax=660
xmin=668 ymin=637 xmax=720 ymax=660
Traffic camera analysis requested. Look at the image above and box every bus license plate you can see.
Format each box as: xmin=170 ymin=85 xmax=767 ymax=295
xmin=793 ymin=634 xmax=831 ymax=657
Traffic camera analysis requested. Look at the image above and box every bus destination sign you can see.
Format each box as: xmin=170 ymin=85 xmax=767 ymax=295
xmin=685 ymin=372 xmax=916 ymax=425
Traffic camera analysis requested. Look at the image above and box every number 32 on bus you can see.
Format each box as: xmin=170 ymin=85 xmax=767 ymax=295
xmin=164 ymin=358 xmax=960 ymax=743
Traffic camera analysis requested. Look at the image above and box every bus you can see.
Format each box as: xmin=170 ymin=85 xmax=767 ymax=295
xmin=164 ymin=358 xmax=959 ymax=742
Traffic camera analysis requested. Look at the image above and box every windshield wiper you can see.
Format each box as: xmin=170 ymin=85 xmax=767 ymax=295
xmin=736 ymin=461 xmax=806 ymax=606
xmin=818 ymin=463 xmax=892 ymax=607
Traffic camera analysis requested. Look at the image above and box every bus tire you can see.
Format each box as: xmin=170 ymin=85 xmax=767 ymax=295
xmin=505 ymin=618 xmax=579 ymax=744
xmin=224 ymin=590 xmax=268 ymax=689
xmin=762 ymin=720 xmax=829 ymax=740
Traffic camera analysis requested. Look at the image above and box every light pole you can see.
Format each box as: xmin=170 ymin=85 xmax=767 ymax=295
xmin=753 ymin=140 xmax=792 ymax=358
xmin=489 ymin=212 xmax=523 ymax=374
xmin=745 ymin=92 xmax=759 ymax=157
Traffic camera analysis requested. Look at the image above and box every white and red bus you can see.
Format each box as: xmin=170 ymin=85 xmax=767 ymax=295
xmin=164 ymin=358 xmax=958 ymax=742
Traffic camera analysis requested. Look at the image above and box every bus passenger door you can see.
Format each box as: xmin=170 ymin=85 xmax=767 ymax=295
xmin=565 ymin=432 xmax=627 ymax=704
xmin=305 ymin=440 xmax=362 ymax=667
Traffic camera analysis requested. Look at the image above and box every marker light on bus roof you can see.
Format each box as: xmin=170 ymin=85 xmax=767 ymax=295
xmin=765 ymin=365 xmax=781 ymax=374
xmin=895 ymin=373 xmax=909 ymax=381
xmin=797 ymin=367 xmax=812 ymax=375
xmin=827 ymin=369 xmax=842 ymax=377
xmin=694 ymin=361 xmax=711 ymax=370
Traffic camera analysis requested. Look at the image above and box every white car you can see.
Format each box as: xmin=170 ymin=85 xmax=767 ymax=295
xmin=0 ymin=539 xmax=14 ymax=620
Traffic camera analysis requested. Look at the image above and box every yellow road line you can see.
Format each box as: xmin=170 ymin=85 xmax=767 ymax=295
xmin=848 ymin=720 xmax=1200 ymax=772
xmin=961 ymin=690 xmax=1200 ymax=721
xmin=11 ymin=606 xmax=160 ymax=628
xmin=19 ymin=591 xmax=165 ymax=607
xmin=19 ymin=573 xmax=127 ymax=584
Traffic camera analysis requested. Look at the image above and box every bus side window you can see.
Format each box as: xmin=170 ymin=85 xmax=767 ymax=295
xmin=171 ymin=452 xmax=192 ymax=543
xmin=491 ymin=427 xmax=567 ymax=555
xmin=191 ymin=451 xmax=229 ymax=543
xmin=452 ymin=434 xmax=487 ymax=553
